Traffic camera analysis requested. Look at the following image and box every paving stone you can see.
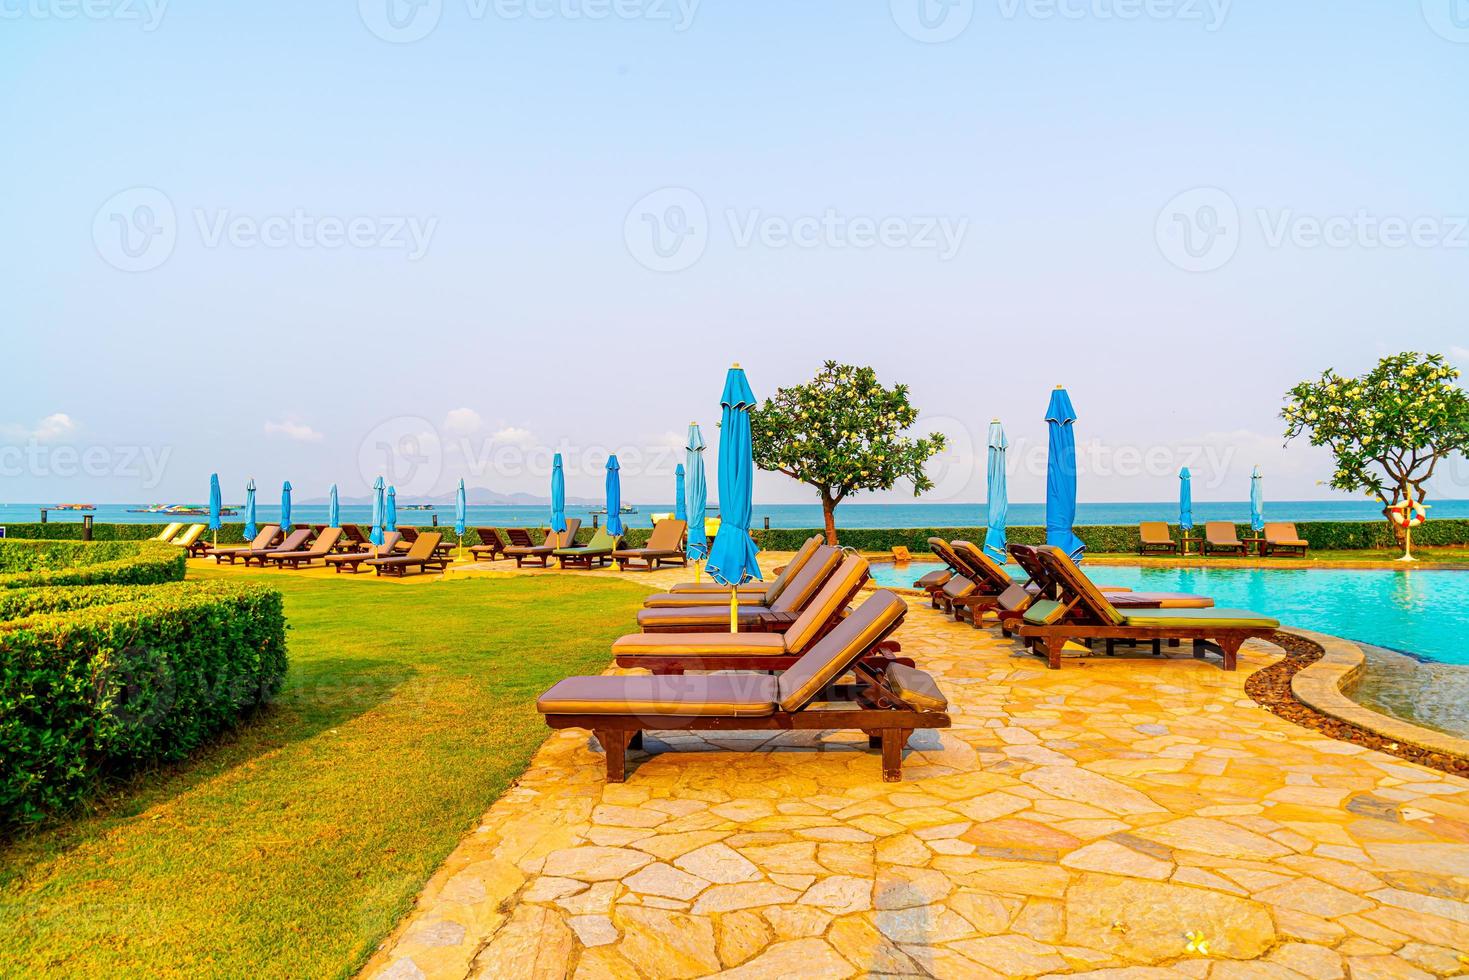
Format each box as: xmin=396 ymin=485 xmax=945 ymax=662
xmin=673 ymin=843 xmax=760 ymax=885
xmin=1061 ymin=840 xmax=1174 ymax=880
xmin=613 ymin=906 xmax=720 ymax=978
xmin=622 ymin=863 xmax=710 ymax=901
xmin=707 ymin=937 xmax=853 ymax=979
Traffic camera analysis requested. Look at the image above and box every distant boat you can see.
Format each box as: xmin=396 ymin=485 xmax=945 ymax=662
xmin=53 ymin=503 xmax=96 ymax=511
xmin=590 ymin=504 xmax=639 ymax=515
xmin=399 ymin=504 xmax=435 ymax=511
xmin=127 ymin=504 xmax=237 ymax=516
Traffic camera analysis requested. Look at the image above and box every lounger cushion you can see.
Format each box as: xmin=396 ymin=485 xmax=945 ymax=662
xmin=886 ymin=664 xmax=948 ymax=712
xmin=1108 ymin=591 xmax=1214 ymax=609
xmin=768 ymin=547 xmax=841 ymax=613
xmin=941 ymin=576 xmax=978 ymax=600
xmin=1119 ymin=608 xmax=1279 ymax=630
xmin=642 ymin=593 xmax=771 ymax=609
xmin=637 ymin=606 xmax=768 ymax=629
xmin=777 ymin=591 xmax=907 ymax=712
xmin=537 ymin=674 xmax=778 ymax=717
xmin=666 ymin=582 xmax=769 ymax=595
xmin=1023 ymin=599 xmax=1069 ymax=626
xmin=915 ymin=569 xmax=952 ymax=590
xmin=613 ymin=632 xmax=787 ymax=657
xmin=782 ymin=555 xmax=869 ymax=653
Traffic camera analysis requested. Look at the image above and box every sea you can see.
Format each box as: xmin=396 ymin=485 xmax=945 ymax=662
xmin=4 ymin=500 xmax=1466 ymax=529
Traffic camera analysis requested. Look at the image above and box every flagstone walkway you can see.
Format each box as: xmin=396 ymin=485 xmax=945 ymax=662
xmin=363 ymin=561 xmax=1469 ymax=979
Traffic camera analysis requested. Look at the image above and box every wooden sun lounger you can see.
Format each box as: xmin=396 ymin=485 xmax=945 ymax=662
xmin=152 ymin=522 xmax=184 ymax=542
xmin=342 ymin=524 xmax=370 ymax=548
xmin=1261 ymin=522 xmax=1310 ymax=557
xmin=1203 ymin=521 xmax=1247 ymax=556
xmin=636 ymin=546 xmax=843 ymax=633
xmin=1138 ymin=521 xmax=1178 ymax=555
xmin=325 ymin=532 xmax=402 ymax=573
xmin=664 ymin=535 xmax=823 ymax=596
xmin=468 ymin=527 xmax=509 ymax=562
xmin=616 ymin=555 xmax=886 ymax=673
xmin=505 ymin=520 xmax=582 ymax=567
xmin=540 ymin=590 xmax=950 ymax=782
xmin=205 ymin=525 xmax=281 ymax=564
xmin=613 ymin=519 xmax=688 ymax=571
xmin=555 ymin=528 xmax=620 ymax=569
xmin=264 ymin=527 xmax=343 ymax=569
xmin=368 ymin=532 xmax=446 ymax=577
xmin=1015 ymin=545 xmax=1278 ymax=670
xmin=236 ymin=528 xmax=313 ymax=567
xmin=171 ymin=524 xmax=208 ymax=555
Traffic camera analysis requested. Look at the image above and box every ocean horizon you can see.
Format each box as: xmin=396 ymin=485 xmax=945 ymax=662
xmin=4 ymin=499 xmax=1466 ymax=529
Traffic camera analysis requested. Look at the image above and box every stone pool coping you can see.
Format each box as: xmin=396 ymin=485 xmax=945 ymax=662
xmin=1289 ymin=627 xmax=1469 ymax=761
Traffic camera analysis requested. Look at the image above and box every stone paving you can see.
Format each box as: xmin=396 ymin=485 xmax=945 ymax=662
xmin=363 ymin=558 xmax=1469 ymax=979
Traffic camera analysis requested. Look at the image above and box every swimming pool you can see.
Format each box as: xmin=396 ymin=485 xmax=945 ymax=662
xmin=871 ymin=560 xmax=1469 ymax=666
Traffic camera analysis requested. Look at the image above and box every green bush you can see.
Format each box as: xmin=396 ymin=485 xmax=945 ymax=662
xmin=0 ymin=540 xmax=185 ymax=589
xmin=0 ymin=581 xmax=287 ymax=828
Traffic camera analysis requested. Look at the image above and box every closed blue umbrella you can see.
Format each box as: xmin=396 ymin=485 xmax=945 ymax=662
xmin=1250 ymin=465 xmax=1265 ymax=533
xmin=706 ymin=365 xmax=762 ymax=631
xmin=280 ymin=480 xmax=293 ymax=533
xmin=1179 ymin=467 xmax=1194 ymax=533
xmin=207 ymin=473 xmax=222 ymax=531
xmin=386 ymin=486 xmax=398 ymax=532
xmin=674 ymin=464 xmax=687 ymax=523
xmin=243 ymin=479 xmax=257 ymax=541
xmin=328 ymin=484 xmax=341 ymax=528
xmin=605 ymin=456 xmax=624 ymax=535
xmin=983 ymin=421 xmax=1008 ymax=563
xmin=370 ymin=476 xmax=386 ymax=545
xmin=1044 ymin=386 xmax=1086 ymax=562
xmin=685 ymin=423 xmax=708 ymax=565
xmin=455 ymin=478 xmax=467 ymax=554
xmin=550 ymin=453 xmax=567 ymax=533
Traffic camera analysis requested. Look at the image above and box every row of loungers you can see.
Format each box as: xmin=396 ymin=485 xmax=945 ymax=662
xmin=1139 ymin=520 xmax=1311 ymax=556
xmin=200 ymin=525 xmax=450 ymax=576
xmin=540 ymin=537 xmax=951 ymax=783
xmin=917 ymin=536 xmax=1280 ymax=671
xmin=477 ymin=518 xmax=692 ymax=571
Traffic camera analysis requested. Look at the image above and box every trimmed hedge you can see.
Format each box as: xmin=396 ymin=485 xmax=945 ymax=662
xmin=1 ymin=581 xmax=287 ymax=828
xmin=0 ymin=540 xmax=185 ymax=589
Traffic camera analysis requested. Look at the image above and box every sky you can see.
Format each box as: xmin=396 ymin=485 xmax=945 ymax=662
xmin=2 ymin=1 xmax=1467 ymax=507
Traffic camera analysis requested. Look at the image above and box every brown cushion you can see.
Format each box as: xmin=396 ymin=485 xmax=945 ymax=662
xmin=915 ymin=569 xmax=952 ymax=589
xmin=886 ymin=664 xmax=947 ymax=712
xmin=769 ymin=547 xmax=842 ymax=613
xmin=666 ymin=582 xmax=769 ymax=595
xmin=613 ymin=632 xmax=787 ymax=657
xmin=537 ymin=674 xmax=778 ymax=717
xmin=637 ymin=605 xmax=769 ymax=629
xmin=643 ymin=592 xmax=769 ymax=609
xmin=941 ymin=575 xmax=978 ymax=600
xmin=782 ymin=555 xmax=868 ymax=654
xmin=776 ymin=591 xmax=907 ymax=712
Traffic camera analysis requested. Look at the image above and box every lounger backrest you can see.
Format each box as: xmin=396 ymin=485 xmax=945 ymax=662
xmin=399 ymin=526 xmax=418 ymax=541
xmin=174 ymin=524 xmax=205 ymax=546
xmin=1006 ymin=544 xmax=1047 ymax=586
xmin=343 ymin=525 xmax=366 ymax=543
xmin=249 ymin=525 xmax=281 ymax=549
xmin=562 ymin=518 xmax=583 ymax=545
xmin=1139 ymin=521 xmax=1170 ymax=543
xmin=376 ymin=531 xmax=402 ymax=556
xmin=761 ymin=535 xmax=824 ymax=605
xmin=770 ymin=546 xmax=842 ymax=614
xmin=155 ymin=522 xmax=183 ymax=541
xmin=1265 ymin=522 xmax=1298 ymax=543
xmin=783 ymin=554 xmax=870 ymax=653
xmin=927 ymin=537 xmax=965 ymax=572
xmin=777 ymin=590 xmax=908 ymax=712
xmin=1206 ymin=521 xmax=1239 ymax=544
xmin=507 ymin=528 xmax=535 ymax=547
xmin=583 ymin=528 xmax=617 ymax=551
xmin=407 ymin=532 xmax=442 ymax=560
xmin=476 ymin=528 xmax=505 ymax=548
xmin=308 ymin=528 xmax=342 ymax=555
xmin=1034 ymin=546 xmax=1126 ymax=626
xmin=646 ymin=519 xmax=687 ymax=552
xmin=274 ymin=529 xmax=313 ymax=553
xmin=952 ymin=541 xmax=1013 ymax=593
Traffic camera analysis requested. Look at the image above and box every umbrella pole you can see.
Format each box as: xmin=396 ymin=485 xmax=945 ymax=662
xmin=729 ymin=585 xmax=738 ymax=634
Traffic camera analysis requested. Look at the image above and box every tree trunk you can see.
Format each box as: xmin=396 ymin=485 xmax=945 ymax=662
xmin=820 ymin=493 xmax=839 ymax=545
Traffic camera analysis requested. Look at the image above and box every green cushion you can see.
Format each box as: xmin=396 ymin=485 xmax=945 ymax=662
xmin=1119 ymin=608 xmax=1279 ymax=630
xmin=1022 ymin=599 xmax=1067 ymax=626
xmin=554 ymin=529 xmax=619 ymax=556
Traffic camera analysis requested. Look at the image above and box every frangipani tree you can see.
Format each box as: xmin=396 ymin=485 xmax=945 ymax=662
xmin=1283 ymin=352 xmax=1469 ymax=559
xmin=752 ymin=361 xmax=946 ymax=544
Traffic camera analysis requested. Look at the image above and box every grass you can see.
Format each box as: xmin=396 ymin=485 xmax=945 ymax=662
xmin=0 ymin=566 xmax=649 ymax=978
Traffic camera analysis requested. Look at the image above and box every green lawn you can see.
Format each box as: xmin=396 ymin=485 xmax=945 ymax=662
xmin=0 ymin=568 xmax=649 ymax=977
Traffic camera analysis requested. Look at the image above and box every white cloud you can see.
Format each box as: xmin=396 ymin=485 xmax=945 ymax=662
xmin=3 ymin=412 xmax=77 ymax=441
xmin=264 ymin=419 xmax=324 ymax=443
xmin=444 ymin=407 xmax=482 ymax=435
xmin=1450 ymin=345 xmax=1469 ymax=364
xmin=491 ymin=426 xmax=538 ymax=449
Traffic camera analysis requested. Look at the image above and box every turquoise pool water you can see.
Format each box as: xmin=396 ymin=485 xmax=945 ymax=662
xmin=871 ymin=561 xmax=1469 ymax=665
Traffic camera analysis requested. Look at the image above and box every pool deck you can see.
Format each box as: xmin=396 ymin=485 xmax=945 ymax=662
xmin=352 ymin=555 xmax=1469 ymax=980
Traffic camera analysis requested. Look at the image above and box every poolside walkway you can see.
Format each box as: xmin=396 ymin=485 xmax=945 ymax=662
xmin=363 ymin=561 xmax=1469 ymax=979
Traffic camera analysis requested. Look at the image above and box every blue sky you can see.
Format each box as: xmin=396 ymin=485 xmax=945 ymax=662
xmin=2 ymin=1 xmax=1467 ymax=506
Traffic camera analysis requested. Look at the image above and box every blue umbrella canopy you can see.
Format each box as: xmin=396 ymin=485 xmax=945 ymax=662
xmin=685 ymin=423 xmax=708 ymax=562
xmin=370 ymin=476 xmax=386 ymax=545
xmin=243 ymin=479 xmax=257 ymax=540
xmin=328 ymin=483 xmax=341 ymax=528
xmin=1250 ymin=465 xmax=1265 ymax=532
xmin=605 ymin=456 xmax=624 ymax=535
xmin=550 ymin=453 xmax=567 ymax=533
xmin=455 ymin=478 xmax=467 ymax=537
xmin=705 ymin=365 xmax=763 ymax=586
xmin=386 ymin=486 xmax=398 ymax=531
xmin=983 ymin=421 xmax=1008 ymax=562
xmin=1044 ymin=387 xmax=1086 ymax=562
xmin=280 ymin=480 xmax=293 ymax=533
xmin=674 ymin=464 xmax=687 ymax=523
xmin=207 ymin=473 xmax=222 ymax=532
xmin=1179 ymin=467 xmax=1194 ymax=532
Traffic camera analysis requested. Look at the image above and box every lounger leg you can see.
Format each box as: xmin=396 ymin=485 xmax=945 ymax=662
xmin=628 ymin=730 xmax=643 ymax=751
xmin=1215 ymin=638 xmax=1241 ymax=671
xmin=1193 ymin=639 xmax=1207 ymax=660
xmin=595 ymin=730 xmax=633 ymax=782
xmin=880 ymin=729 xmax=911 ymax=782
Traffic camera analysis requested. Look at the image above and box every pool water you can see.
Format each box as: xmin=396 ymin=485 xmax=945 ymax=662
xmin=872 ymin=561 xmax=1469 ymax=666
